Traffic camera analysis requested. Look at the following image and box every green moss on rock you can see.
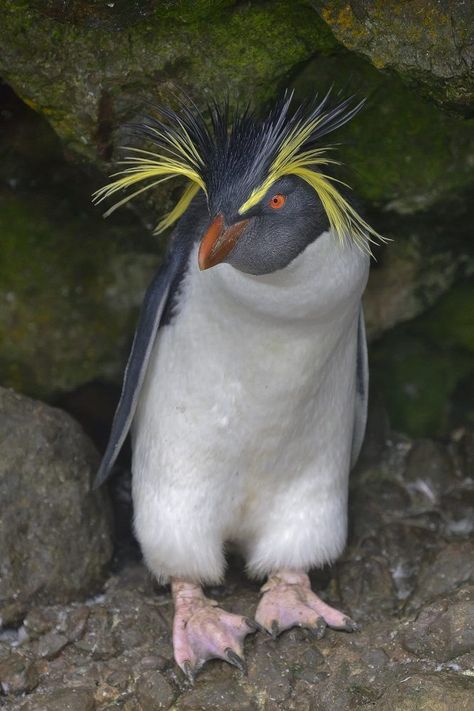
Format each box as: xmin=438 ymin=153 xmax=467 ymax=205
xmin=415 ymin=282 xmax=474 ymax=353
xmin=313 ymin=0 xmax=474 ymax=115
xmin=0 ymin=192 xmax=159 ymax=399
xmin=371 ymin=281 xmax=474 ymax=437
xmin=292 ymin=54 xmax=474 ymax=208
xmin=0 ymin=1 xmax=337 ymax=167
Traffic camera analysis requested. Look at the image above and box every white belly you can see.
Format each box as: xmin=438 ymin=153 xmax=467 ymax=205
xmin=132 ymin=231 xmax=369 ymax=583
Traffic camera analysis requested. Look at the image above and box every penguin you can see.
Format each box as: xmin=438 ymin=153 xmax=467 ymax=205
xmin=93 ymin=92 xmax=381 ymax=680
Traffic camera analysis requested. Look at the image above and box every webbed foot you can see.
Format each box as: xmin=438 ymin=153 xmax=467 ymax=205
xmin=255 ymin=569 xmax=359 ymax=639
xmin=172 ymin=579 xmax=257 ymax=681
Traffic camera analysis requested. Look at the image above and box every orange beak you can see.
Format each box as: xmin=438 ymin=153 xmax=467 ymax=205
xmin=198 ymin=213 xmax=249 ymax=270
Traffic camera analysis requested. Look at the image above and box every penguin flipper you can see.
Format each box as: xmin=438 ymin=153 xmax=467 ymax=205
xmin=93 ymin=259 xmax=175 ymax=488
xmin=94 ymin=195 xmax=208 ymax=488
xmin=351 ymin=306 xmax=369 ymax=469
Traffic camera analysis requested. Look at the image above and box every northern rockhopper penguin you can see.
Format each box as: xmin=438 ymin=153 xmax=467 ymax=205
xmin=93 ymin=92 xmax=383 ymax=679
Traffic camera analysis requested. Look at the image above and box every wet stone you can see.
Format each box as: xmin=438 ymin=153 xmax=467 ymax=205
xmin=441 ymin=489 xmax=474 ymax=538
xmin=93 ymin=681 xmax=121 ymax=706
xmin=133 ymin=653 xmax=170 ymax=673
xmin=300 ymin=674 xmax=351 ymax=711
xmin=134 ymin=669 xmax=176 ymax=710
xmin=0 ymin=652 xmax=39 ymax=695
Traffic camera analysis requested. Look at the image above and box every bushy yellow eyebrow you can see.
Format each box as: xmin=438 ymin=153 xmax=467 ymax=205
xmin=238 ymin=117 xmax=384 ymax=254
xmin=92 ymin=141 xmax=205 ymax=235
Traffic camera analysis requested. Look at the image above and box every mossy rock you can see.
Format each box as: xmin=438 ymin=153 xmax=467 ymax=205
xmin=415 ymin=281 xmax=474 ymax=353
xmin=313 ymin=0 xmax=474 ymax=116
xmin=371 ymin=281 xmax=474 ymax=437
xmin=0 ymin=191 xmax=159 ymax=399
xmin=0 ymin=87 xmax=160 ymax=399
xmin=0 ymin=0 xmax=336 ymax=164
xmin=291 ymin=53 xmax=474 ymax=210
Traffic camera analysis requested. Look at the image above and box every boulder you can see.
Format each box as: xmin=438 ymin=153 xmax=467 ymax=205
xmin=313 ymin=0 xmax=474 ymax=116
xmin=0 ymin=387 xmax=113 ymax=625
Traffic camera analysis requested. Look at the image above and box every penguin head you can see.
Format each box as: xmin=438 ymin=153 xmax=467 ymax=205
xmin=94 ymin=93 xmax=383 ymax=275
xmin=200 ymin=174 xmax=329 ymax=275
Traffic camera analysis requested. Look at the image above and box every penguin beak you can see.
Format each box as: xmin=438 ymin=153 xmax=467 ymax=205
xmin=198 ymin=213 xmax=249 ymax=270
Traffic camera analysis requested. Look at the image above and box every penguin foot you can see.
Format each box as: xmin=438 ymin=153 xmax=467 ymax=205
xmin=171 ymin=579 xmax=257 ymax=681
xmin=255 ymin=569 xmax=359 ymax=638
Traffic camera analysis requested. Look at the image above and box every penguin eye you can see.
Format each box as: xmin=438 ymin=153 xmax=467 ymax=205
xmin=268 ymin=194 xmax=286 ymax=209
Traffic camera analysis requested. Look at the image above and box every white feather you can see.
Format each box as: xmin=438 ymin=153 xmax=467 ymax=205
xmin=132 ymin=230 xmax=369 ymax=583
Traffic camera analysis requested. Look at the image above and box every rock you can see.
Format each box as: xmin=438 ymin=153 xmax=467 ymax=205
xmin=402 ymin=587 xmax=474 ymax=662
xmin=293 ymin=54 xmax=474 ymax=212
xmin=0 ymin=652 xmax=39 ymax=696
xmin=337 ymin=556 xmax=397 ymax=622
xmin=371 ymin=326 xmax=473 ymax=438
xmin=19 ymin=687 xmax=96 ymax=711
xmin=64 ymin=606 xmax=91 ymax=643
xmin=408 ymin=541 xmax=474 ymax=610
xmin=23 ymin=608 xmax=59 ymax=640
xmin=0 ymin=1 xmax=335 ymax=166
xmin=404 ymin=439 xmax=455 ymax=502
xmin=247 ymin=638 xmax=293 ymax=704
xmin=313 ymin=0 xmax=474 ymax=115
xmin=37 ymin=631 xmax=69 ymax=660
xmin=0 ymin=86 xmax=160 ymax=399
xmin=74 ymin=607 xmax=120 ymax=661
xmin=135 ymin=669 xmax=176 ymax=710
xmin=175 ymin=678 xmax=257 ymax=711
xmin=0 ymin=387 xmax=113 ymax=621
xmin=382 ymin=672 xmax=473 ymax=710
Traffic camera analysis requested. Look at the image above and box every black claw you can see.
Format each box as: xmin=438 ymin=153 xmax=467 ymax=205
xmin=245 ymin=617 xmax=263 ymax=633
xmin=225 ymin=648 xmax=246 ymax=674
xmin=309 ymin=619 xmax=327 ymax=639
xmin=182 ymin=660 xmax=195 ymax=684
xmin=342 ymin=617 xmax=361 ymax=632
xmin=271 ymin=619 xmax=280 ymax=640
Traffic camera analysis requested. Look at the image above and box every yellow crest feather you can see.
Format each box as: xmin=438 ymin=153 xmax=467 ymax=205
xmin=93 ymin=95 xmax=384 ymax=250
xmin=238 ymin=112 xmax=384 ymax=254
xmin=93 ymin=138 xmax=206 ymax=234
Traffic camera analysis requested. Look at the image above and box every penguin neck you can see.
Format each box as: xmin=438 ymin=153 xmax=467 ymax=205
xmin=193 ymin=230 xmax=370 ymax=326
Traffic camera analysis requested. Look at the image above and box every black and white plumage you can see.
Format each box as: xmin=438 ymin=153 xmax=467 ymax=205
xmin=93 ymin=93 xmax=379 ymax=677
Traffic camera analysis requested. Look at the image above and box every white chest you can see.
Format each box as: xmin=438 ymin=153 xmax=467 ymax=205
xmin=134 ymin=232 xmax=368 ymax=477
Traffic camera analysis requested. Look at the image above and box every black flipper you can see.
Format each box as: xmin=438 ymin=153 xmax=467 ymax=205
xmin=350 ymin=305 xmax=369 ymax=469
xmin=94 ymin=195 xmax=208 ymax=488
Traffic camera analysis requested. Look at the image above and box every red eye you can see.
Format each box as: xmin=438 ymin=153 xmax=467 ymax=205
xmin=269 ymin=193 xmax=286 ymax=209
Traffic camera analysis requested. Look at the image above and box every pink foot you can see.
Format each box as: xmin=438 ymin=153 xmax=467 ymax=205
xmin=255 ymin=569 xmax=359 ymax=639
xmin=171 ymin=579 xmax=257 ymax=681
